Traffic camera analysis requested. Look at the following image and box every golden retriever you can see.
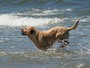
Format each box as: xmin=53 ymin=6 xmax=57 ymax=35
xmin=21 ymin=20 xmax=79 ymax=50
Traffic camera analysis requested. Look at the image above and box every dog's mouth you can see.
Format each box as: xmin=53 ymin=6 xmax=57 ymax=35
xmin=21 ymin=31 xmax=26 ymax=36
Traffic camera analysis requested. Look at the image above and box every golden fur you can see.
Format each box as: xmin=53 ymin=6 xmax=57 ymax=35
xmin=21 ymin=20 xmax=79 ymax=50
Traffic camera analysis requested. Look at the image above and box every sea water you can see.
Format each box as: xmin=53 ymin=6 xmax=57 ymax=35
xmin=0 ymin=0 xmax=90 ymax=68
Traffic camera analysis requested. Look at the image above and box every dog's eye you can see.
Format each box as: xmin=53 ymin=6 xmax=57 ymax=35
xmin=30 ymin=30 xmax=34 ymax=34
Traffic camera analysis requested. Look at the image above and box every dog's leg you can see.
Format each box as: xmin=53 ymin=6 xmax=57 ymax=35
xmin=62 ymin=40 xmax=69 ymax=45
xmin=58 ymin=39 xmax=69 ymax=49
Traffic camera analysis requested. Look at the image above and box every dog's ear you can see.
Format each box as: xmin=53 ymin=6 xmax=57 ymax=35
xmin=30 ymin=29 xmax=34 ymax=34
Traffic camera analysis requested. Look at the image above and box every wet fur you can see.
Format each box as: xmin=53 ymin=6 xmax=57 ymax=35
xmin=21 ymin=20 xmax=79 ymax=51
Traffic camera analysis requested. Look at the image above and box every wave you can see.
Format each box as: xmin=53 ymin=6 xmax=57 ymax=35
xmin=0 ymin=0 xmax=65 ymax=5
xmin=79 ymin=16 xmax=90 ymax=22
xmin=1 ymin=0 xmax=89 ymax=6
xmin=0 ymin=0 xmax=73 ymax=14
xmin=24 ymin=8 xmax=72 ymax=16
xmin=0 ymin=14 xmax=64 ymax=27
xmin=0 ymin=13 xmax=89 ymax=27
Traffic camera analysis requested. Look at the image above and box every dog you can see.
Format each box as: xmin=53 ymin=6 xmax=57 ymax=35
xmin=21 ymin=20 xmax=79 ymax=51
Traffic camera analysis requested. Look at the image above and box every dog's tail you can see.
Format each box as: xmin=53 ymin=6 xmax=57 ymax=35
xmin=67 ymin=20 xmax=79 ymax=31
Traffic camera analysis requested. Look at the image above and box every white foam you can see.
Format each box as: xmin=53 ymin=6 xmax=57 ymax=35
xmin=26 ymin=9 xmax=59 ymax=16
xmin=42 ymin=9 xmax=59 ymax=15
xmin=79 ymin=16 xmax=90 ymax=22
xmin=0 ymin=14 xmax=64 ymax=27
xmin=21 ymin=8 xmax=72 ymax=16
xmin=65 ymin=8 xmax=72 ymax=11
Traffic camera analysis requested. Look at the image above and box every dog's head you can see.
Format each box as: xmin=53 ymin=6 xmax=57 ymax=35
xmin=21 ymin=26 xmax=35 ymax=36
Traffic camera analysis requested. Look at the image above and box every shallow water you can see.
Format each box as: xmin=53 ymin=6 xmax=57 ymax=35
xmin=0 ymin=0 xmax=90 ymax=68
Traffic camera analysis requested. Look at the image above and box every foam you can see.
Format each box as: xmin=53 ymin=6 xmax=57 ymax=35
xmin=17 ymin=8 xmax=72 ymax=16
xmin=79 ymin=16 xmax=90 ymax=22
xmin=0 ymin=14 xmax=64 ymax=27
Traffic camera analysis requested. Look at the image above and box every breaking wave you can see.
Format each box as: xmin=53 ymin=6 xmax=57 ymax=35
xmin=0 ymin=14 xmax=65 ymax=27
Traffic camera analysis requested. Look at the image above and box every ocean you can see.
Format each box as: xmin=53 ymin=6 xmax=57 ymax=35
xmin=0 ymin=0 xmax=90 ymax=68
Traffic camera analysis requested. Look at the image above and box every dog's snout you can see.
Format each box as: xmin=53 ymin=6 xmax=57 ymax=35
xmin=21 ymin=29 xmax=26 ymax=36
xmin=21 ymin=31 xmax=24 ymax=35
